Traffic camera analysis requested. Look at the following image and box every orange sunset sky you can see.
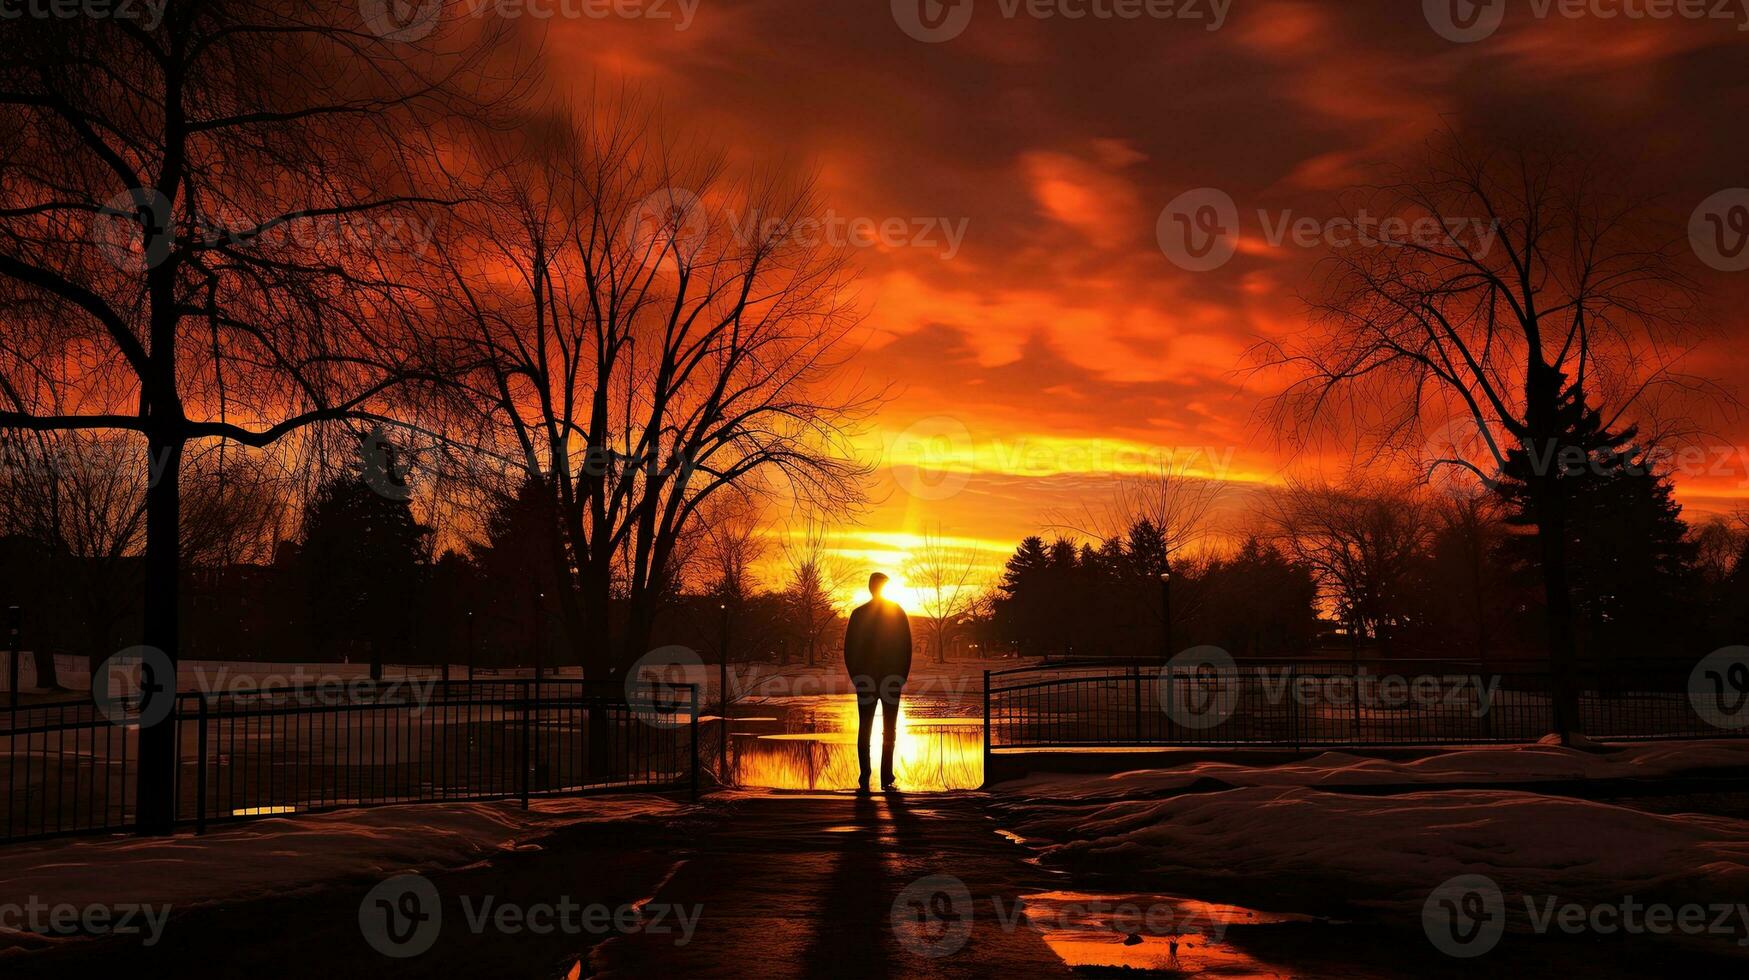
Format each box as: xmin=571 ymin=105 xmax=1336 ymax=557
xmin=531 ymin=1 xmax=1749 ymax=586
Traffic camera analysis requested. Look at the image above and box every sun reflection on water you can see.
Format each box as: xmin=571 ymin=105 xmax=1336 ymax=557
xmin=731 ymin=695 xmax=983 ymax=791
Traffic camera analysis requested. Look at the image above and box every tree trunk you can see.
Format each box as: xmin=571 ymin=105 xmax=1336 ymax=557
xmin=1533 ymin=481 xmax=1579 ymax=741
xmin=31 ymin=648 xmax=60 ymax=690
xmin=1526 ymin=363 xmax=1579 ymax=742
xmin=577 ymin=564 xmax=614 ymax=680
xmin=579 ymin=565 xmax=613 ymax=779
xmin=135 ymin=433 xmax=181 ymax=834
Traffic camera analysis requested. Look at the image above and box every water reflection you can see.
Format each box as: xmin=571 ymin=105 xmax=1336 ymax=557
xmin=1019 ymin=891 xmax=1311 ymax=977
xmin=729 ymin=695 xmax=983 ymax=791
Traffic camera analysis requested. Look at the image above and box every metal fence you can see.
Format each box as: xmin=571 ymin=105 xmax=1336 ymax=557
xmin=985 ymin=658 xmax=1740 ymax=751
xmin=1 ymin=679 xmax=697 ymax=843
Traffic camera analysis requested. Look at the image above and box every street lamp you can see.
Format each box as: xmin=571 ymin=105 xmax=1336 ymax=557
xmin=535 ymin=591 xmax=546 ymax=684
xmin=718 ymin=601 xmax=730 ymax=784
xmin=1159 ymin=570 xmax=1172 ymax=661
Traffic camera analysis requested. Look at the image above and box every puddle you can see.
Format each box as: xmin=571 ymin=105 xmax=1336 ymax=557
xmin=1016 ymin=891 xmax=1314 ymax=977
xmin=723 ymin=694 xmax=983 ymax=791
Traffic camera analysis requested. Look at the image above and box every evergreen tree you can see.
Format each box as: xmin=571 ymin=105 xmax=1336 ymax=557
xmin=469 ymin=474 xmax=568 ymax=669
xmin=993 ymin=536 xmax=1051 ymax=654
xmin=301 ymin=469 xmax=430 ymax=678
xmin=1495 ymin=387 xmax=1694 ymax=659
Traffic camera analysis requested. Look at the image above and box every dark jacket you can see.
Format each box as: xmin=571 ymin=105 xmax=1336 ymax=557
xmin=844 ymin=599 xmax=912 ymax=682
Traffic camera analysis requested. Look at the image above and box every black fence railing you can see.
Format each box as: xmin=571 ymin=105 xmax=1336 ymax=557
xmin=984 ymin=658 xmax=1743 ymax=752
xmin=1 ymin=679 xmax=698 ymax=843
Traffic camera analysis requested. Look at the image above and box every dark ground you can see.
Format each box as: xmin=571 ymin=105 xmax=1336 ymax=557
xmin=4 ymin=788 xmax=1749 ymax=978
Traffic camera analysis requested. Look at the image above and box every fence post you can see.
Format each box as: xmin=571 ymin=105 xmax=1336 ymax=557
xmin=1351 ymin=661 xmax=1362 ymax=745
xmin=981 ymin=670 xmax=992 ymax=788
xmin=519 ymin=683 xmax=530 ymax=809
xmin=689 ymin=685 xmax=699 ymax=801
xmin=1131 ymin=665 xmax=1143 ymax=743
xmin=1162 ymin=666 xmax=1173 ymax=740
xmin=1290 ymin=664 xmax=1301 ymax=752
xmin=195 ymin=694 xmax=209 ymax=835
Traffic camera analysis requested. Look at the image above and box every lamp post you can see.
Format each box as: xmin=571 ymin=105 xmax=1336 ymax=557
xmin=1159 ymin=570 xmax=1172 ymax=661
xmin=465 ymin=610 xmax=475 ymax=683
xmin=534 ymin=591 xmax=545 ymax=684
xmin=718 ymin=601 xmax=730 ymax=783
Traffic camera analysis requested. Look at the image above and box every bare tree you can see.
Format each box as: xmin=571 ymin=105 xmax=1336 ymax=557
xmin=779 ymin=520 xmax=855 ymax=667
xmin=1263 ymin=478 xmax=1432 ymax=653
xmin=904 ymin=526 xmax=987 ymax=664
xmin=691 ymin=488 xmax=769 ymax=603
xmin=1262 ymin=131 xmax=1712 ymax=736
xmin=448 ymin=105 xmax=876 ymax=677
xmin=0 ymin=430 xmax=287 ymax=686
xmin=1691 ymin=515 xmax=1746 ymax=586
xmin=1106 ymin=457 xmax=1227 ymax=559
xmin=0 ymin=430 xmax=141 ymax=687
xmin=0 ymin=3 xmax=519 ymax=829
xmin=1060 ymin=454 xmax=1226 ymax=641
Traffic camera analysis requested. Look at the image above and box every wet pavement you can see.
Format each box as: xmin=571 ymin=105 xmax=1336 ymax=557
xmin=9 ymin=786 xmax=1749 ymax=978
xmin=587 ymin=792 xmax=1070 ymax=979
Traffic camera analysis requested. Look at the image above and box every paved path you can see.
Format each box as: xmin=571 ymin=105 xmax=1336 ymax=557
xmin=589 ymin=791 xmax=1072 ymax=979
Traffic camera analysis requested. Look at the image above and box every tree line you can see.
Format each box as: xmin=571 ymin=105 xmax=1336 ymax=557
xmin=989 ymin=475 xmax=1748 ymax=664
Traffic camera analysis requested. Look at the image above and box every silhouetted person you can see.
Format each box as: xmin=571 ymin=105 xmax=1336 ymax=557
xmin=844 ymin=572 xmax=911 ymax=792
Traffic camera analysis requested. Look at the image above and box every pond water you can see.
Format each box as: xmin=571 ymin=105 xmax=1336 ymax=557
xmin=722 ymin=693 xmax=983 ymax=790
